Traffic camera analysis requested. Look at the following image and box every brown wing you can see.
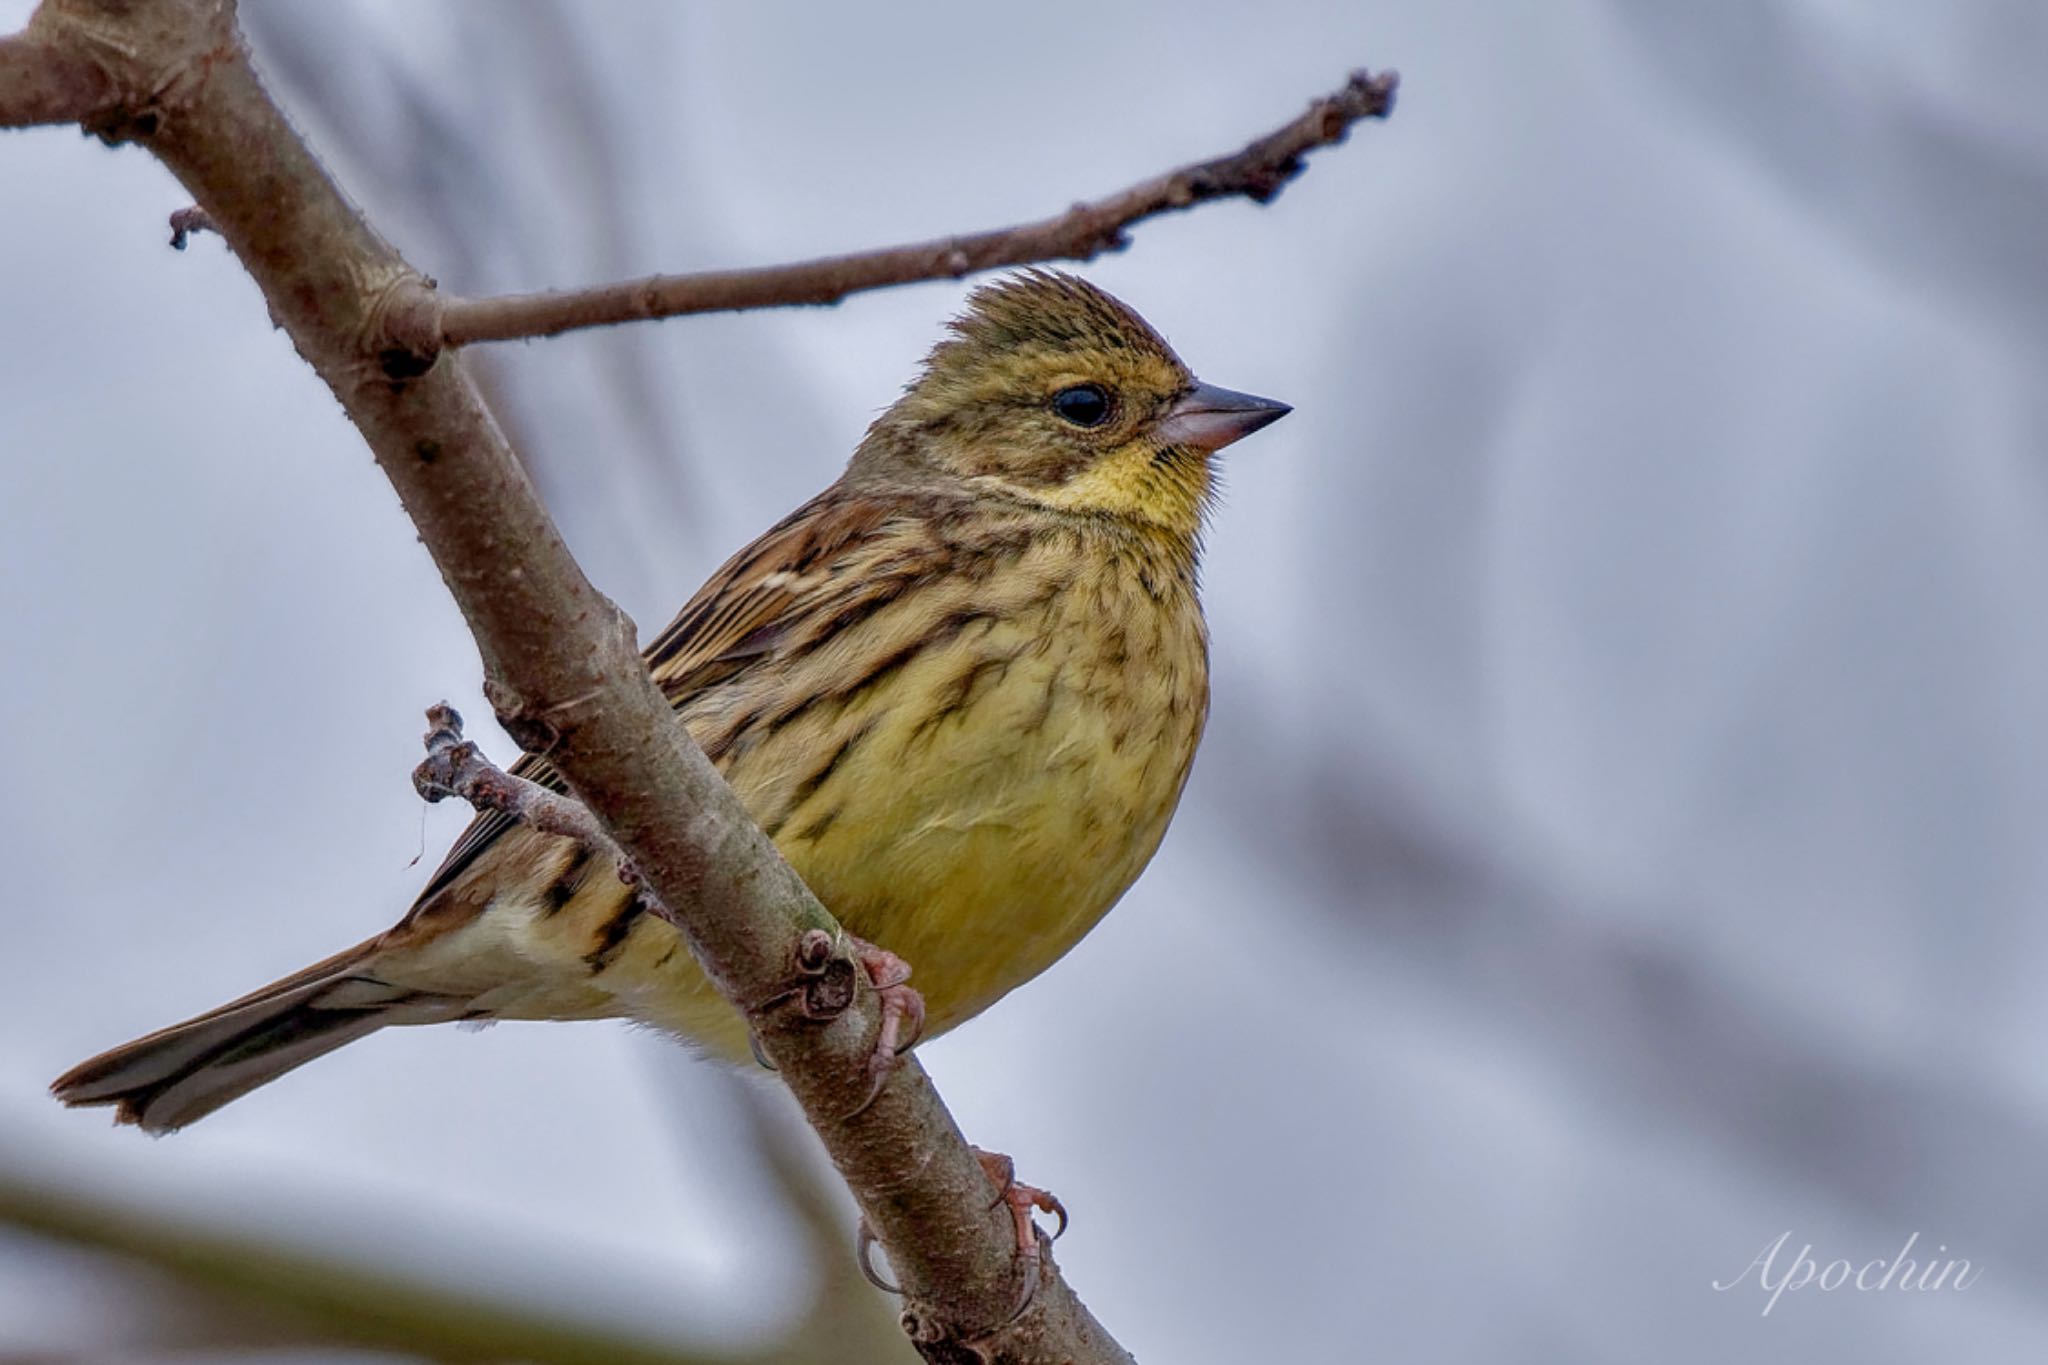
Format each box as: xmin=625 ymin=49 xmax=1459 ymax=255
xmin=642 ymin=487 xmax=905 ymax=695
xmin=406 ymin=485 xmax=921 ymax=911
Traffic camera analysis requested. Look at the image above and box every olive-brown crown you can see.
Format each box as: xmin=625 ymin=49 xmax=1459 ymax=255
xmin=852 ymin=271 xmax=1212 ymax=535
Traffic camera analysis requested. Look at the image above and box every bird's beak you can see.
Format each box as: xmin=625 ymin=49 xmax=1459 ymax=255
xmin=1153 ymin=381 xmax=1292 ymax=453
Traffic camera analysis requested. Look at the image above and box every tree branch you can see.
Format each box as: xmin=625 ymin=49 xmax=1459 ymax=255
xmin=5 ymin=2 xmax=1229 ymax=1359
xmin=412 ymin=701 xmax=655 ymax=897
xmin=377 ymin=67 xmax=1398 ymax=360
xmin=0 ymin=23 xmax=111 ymax=127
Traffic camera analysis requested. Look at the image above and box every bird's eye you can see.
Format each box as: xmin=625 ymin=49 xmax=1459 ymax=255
xmin=1051 ymin=384 xmax=1113 ymax=428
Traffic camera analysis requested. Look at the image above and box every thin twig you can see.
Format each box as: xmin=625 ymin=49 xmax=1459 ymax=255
xmin=411 ymin=701 xmax=665 ymax=904
xmin=168 ymin=204 xmax=217 ymax=248
xmin=412 ymin=702 xmax=615 ymax=862
xmin=380 ymin=68 xmax=1398 ymax=359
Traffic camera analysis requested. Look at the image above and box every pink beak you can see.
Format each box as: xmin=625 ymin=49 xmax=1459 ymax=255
xmin=1153 ymin=381 xmax=1292 ymax=452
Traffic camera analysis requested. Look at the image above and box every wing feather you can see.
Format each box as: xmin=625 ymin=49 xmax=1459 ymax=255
xmin=406 ymin=485 xmax=930 ymax=913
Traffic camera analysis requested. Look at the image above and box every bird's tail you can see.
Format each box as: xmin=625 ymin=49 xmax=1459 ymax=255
xmin=51 ymin=938 xmax=467 ymax=1134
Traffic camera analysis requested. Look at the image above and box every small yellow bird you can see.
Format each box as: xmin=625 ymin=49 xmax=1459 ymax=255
xmin=54 ymin=270 xmax=1289 ymax=1132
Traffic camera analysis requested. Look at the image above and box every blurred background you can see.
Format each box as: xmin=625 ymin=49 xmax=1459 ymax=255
xmin=5 ymin=1 xmax=2047 ymax=1360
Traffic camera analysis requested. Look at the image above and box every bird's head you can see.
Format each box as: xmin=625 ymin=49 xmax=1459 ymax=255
xmin=855 ymin=270 xmax=1289 ymax=540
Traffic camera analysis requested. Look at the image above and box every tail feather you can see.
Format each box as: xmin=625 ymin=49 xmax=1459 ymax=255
xmin=52 ymin=938 xmax=465 ymax=1133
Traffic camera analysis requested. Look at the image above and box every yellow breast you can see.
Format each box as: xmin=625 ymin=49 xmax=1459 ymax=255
xmin=468 ymin=525 xmax=1207 ymax=1060
xmin=575 ymin=528 xmax=1206 ymax=1055
xmin=784 ymin=566 xmax=1205 ymax=1025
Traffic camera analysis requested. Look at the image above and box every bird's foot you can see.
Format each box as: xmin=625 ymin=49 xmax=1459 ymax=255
xmin=974 ymin=1147 xmax=1067 ymax=1256
xmin=974 ymin=1148 xmax=1066 ymax=1316
xmin=844 ymin=931 xmax=924 ymax=1113
xmin=849 ymin=933 xmax=925 ymax=1064
xmin=853 ymin=1148 xmax=1066 ymax=1308
xmin=747 ymin=928 xmax=924 ymax=1103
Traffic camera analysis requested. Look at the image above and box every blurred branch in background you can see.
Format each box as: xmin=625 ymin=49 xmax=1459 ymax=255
xmin=1211 ymin=706 xmax=2048 ymax=1289
xmin=0 ymin=1156 xmax=903 ymax=1364
xmin=1599 ymin=0 xmax=2048 ymax=353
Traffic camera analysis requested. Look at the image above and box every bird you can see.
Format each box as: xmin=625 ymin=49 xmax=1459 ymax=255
xmin=52 ymin=269 xmax=1290 ymax=1135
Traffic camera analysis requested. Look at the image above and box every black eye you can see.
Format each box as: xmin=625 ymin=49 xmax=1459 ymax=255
xmin=1051 ymin=384 xmax=1113 ymax=428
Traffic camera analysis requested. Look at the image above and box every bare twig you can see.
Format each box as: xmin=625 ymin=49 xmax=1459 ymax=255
xmin=411 ymin=701 xmax=651 ymax=891
xmin=168 ymin=204 xmax=217 ymax=248
xmin=377 ymin=68 xmax=1398 ymax=360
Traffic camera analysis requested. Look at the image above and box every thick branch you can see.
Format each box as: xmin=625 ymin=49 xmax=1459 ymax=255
xmin=380 ymin=67 xmax=1398 ymax=357
xmin=0 ymin=24 xmax=111 ymax=126
xmin=10 ymin=2 xmax=1170 ymax=1360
